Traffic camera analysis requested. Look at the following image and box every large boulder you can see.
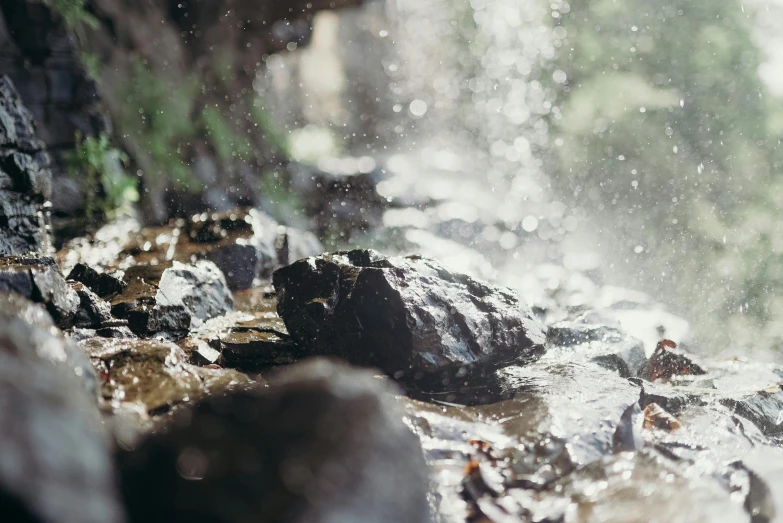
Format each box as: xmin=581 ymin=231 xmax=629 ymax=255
xmin=0 ymin=75 xmax=50 ymax=255
xmin=118 ymin=358 xmax=432 ymax=523
xmin=273 ymin=249 xmax=546 ymax=382
xmin=0 ymin=293 xmax=123 ymax=523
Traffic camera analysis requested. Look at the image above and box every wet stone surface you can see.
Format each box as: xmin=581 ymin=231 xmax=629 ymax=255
xmin=81 ymin=337 xmax=253 ymax=417
xmin=273 ymin=249 xmax=546 ymax=382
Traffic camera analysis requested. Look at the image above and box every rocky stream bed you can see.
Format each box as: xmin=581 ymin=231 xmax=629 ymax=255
xmin=2 ymin=69 xmax=783 ymax=523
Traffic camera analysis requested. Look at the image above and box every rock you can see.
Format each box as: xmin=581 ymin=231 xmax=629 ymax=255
xmin=70 ymin=281 xmax=115 ymax=328
xmin=0 ymin=75 xmax=51 ymax=255
xmin=289 ymin=162 xmax=389 ymax=237
xmin=82 ymin=338 xmax=252 ymax=415
xmin=186 ymin=291 xmax=302 ymax=371
xmin=547 ymin=312 xmax=647 ymax=377
xmin=218 ymin=326 xmax=302 ymax=371
xmin=177 ymin=337 xmax=222 ymax=366
xmin=156 ymin=260 xmax=234 ymax=325
xmin=721 ymin=386 xmax=783 ymax=439
xmin=0 ymin=292 xmax=123 ymax=523
xmin=107 ymin=260 xmax=234 ymax=339
xmin=0 ymin=255 xmax=79 ymax=328
xmin=630 ymin=377 xmax=693 ymax=414
xmin=0 ymin=291 xmax=96 ymax=394
xmin=67 ymin=262 xmax=127 ymax=297
xmin=118 ymin=358 xmax=431 ymax=523
xmin=273 ymin=249 xmax=546 ymax=382
xmin=126 ymin=305 xmax=192 ymax=340
xmin=644 ymin=339 xmax=706 ymax=382
xmin=185 ymin=209 xmax=278 ymax=290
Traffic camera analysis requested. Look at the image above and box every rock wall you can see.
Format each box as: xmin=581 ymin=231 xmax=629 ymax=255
xmin=0 ymin=75 xmax=51 ymax=255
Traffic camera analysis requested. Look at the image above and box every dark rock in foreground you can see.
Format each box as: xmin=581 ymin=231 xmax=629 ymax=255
xmin=273 ymin=249 xmax=546 ymax=381
xmin=0 ymin=293 xmax=123 ymax=523
xmin=0 ymin=256 xmax=79 ymax=328
xmin=118 ymin=358 xmax=431 ymax=523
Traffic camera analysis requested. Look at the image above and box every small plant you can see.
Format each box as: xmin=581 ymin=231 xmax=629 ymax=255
xmin=43 ymin=0 xmax=98 ymax=30
xmin=251 ymin=97 xmax=291 ymax=157
xmin=65 ymin=132 xmax=138 ymax=218
xmin=81 ymin=51 xmax=102 ymax=81
xmin=119 ymin=60 xmax=200 ymax=189
xmin=202 ymin=106 xmax=253 ymax=161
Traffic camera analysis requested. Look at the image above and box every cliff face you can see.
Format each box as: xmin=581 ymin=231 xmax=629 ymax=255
xmin=0 ymin=0 xmax=362 ymax=231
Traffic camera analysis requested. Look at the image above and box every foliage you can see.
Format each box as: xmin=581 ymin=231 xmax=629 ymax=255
xmin=65 ymin=132 xmax=137 ymax=218
xmin=258 ymin=169 xmax=306 ymax=225
xmin=43 ymin=0 xmax=98 ymax=30
xmin=81 ymin=51 xmax=102 ymax=81
xmin=202 ymin=106 xmax=253 ymax=161
xmin=251 ymin=97 xmax=291 ymax=157
xmin=542 ymin=0 xmax=783 ymax=352
xmin=118 ymin=60 xmax=199 ymax=189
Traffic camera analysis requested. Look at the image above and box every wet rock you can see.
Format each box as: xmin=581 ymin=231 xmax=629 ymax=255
xmin=177 ymin=337 xmax=222 ymax=366
xmin=118 ymin=358 xmax=431 ymax=523
xmin=187 ymin=290 xmax=302 ymax=370
xmin=273 ymin=249 xmax=546 ymax=381
xmin=218 ymin=326 xmax=302 ymax=370
xmin=547 ymin=313 xmax=647 ymax=377
xmin=0 ymin=293 xmax=123 ymax=523
xmin=82 ymin=338 xmax=252 ymax=415
xmin=0 ymin=255 xmax=79 ymax=328
xmin=108 ymin=260 xmax=234 ymax=339
xmin=126 ymin=305 xmax=192 ymax=340
xmin=96 ymin=325 xmax=137 ymax=339
xmin=156 ymin=260 xmax=234 ymax=325
xmin=0 ymin=291 xmax=96 ymax=394
xmin=67 ymin=262 xmax=127 ymax=297
xmin=630 ymin=377 xmax=693 ymax=414
xmin=184 ymin=209 xmax=278 ymax=290
xmin=644 ymin=339 xmax=706 ymax=382
xmin=0 ymin=75 xmax=51 ymax=255
xmin=70 ymin=281 xmax=114 ymax=328
xmin=721 ymin=386 xmax=783 ymax=439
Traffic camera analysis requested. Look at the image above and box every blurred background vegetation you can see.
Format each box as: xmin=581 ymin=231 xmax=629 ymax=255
xmin=541 ymin=0 xmax=783 ymax=355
